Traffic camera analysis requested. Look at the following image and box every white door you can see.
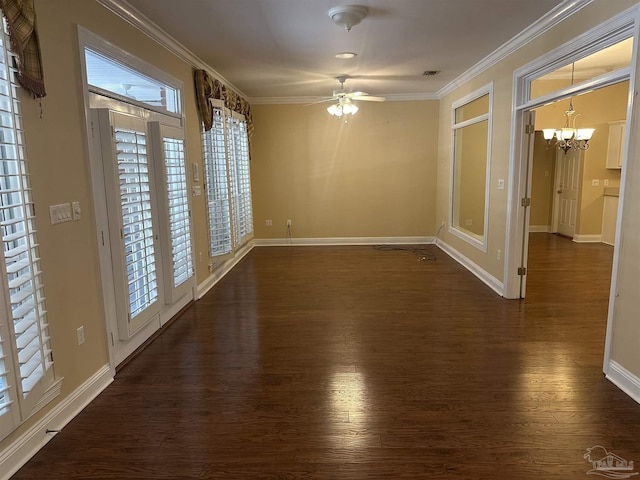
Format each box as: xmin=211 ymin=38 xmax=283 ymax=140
xmin=97 ymin=110 xmax=163 ymax=340
xmin=552 ymin=148 xmax=582 ymax=238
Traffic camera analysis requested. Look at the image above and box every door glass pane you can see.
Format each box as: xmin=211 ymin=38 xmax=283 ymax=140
xmin=115 ymin=127 xmax=158 ymax=318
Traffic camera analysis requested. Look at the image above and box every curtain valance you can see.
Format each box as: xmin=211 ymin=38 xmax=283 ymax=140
xmin=194 ymin=69 xmax=253 ymax=137
xmin=0 ymin=0 xmax=46 ymax=98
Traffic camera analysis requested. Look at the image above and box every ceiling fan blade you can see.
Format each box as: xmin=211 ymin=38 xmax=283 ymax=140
xmin=304 ymin=96 xmax=338 ymax=106
xmin=351 ymin=94 xmax=385 ymax=102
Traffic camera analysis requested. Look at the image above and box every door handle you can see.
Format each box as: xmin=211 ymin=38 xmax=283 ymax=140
xmin=557 ymin=190 xmax=563 ymax=194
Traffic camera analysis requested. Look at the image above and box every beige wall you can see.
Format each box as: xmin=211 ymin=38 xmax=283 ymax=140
xmin=250 ymin=101 xmax=439 ymax=239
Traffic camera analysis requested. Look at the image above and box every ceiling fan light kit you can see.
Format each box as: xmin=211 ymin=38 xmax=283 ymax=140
xmin=323 ymin=75 xmax=385 ymax=119
xmin=328 ymin=5 xmax=368 ymax=32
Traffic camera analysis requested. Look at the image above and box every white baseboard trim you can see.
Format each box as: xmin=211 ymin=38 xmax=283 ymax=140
xmin=0 ymin=365 xmax=113 ymax=480
xmin=573 ymin=234 xmax=603 ymax=243
xmin=529 ymin=225 xmax=551 ymax=233
xmin=254 ymin=236 xmax=433 ymax=247
xmin=197 ymin=240 xmax=255 ymax=299
xmin=606 ymin=360 xmax=640 ymax=405
xmin=436 ymin=240 xmax=504 ymax=296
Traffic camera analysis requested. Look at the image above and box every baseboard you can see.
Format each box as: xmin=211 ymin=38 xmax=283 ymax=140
xmin=529 ymin=225 xmax=550 ymax=233
xmin=436 ymin=240 xmax=504 ymax=296
xmin=254 ymin=236 xmax=433 ymax=247
xmin=573 ymin=234 xmax=602 ymax=243
xmin=606 ymin=360 xmax=640 ymax=405
xmin=0 ymin=365 xmax=113 ymax=480
xmin=197 ymin=240 xmax=254 ymax=299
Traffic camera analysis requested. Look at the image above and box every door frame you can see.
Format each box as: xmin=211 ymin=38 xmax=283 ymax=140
xmin=78 ymin=27 xmax=190 ymax=372
xmin=504 ymin=9 xmax=636 ymax=300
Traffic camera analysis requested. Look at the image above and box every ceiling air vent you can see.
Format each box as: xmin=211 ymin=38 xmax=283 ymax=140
xmin=423 ymin=70 xmax=441 ymax=76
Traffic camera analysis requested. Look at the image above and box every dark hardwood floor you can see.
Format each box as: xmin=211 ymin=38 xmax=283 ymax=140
xmin=12 ymin=233 xmax=640 ymax=479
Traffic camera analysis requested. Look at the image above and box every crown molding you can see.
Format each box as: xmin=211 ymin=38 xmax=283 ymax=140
xmin=437 ymin=0 xmax=595 ymax=98
xmin=94 ymin=0 xmax=247 ymax=98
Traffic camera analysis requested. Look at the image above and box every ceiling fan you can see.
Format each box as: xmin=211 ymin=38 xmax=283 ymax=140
xmin=320 ymin=75 xmax=385 ymax=117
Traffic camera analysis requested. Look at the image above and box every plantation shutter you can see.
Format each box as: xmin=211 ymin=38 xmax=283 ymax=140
xmin=149 ymin=122 xmax=194 ymax=304
xmin=0 ymin=15 xmax=54 ymax=430
xmin=203 ymin=107 xmax=232 ymax=258
xmin=97 ymin=110 xmax=161 ymax=339
xmin=234 ymin=117 xmax=253 ymax=242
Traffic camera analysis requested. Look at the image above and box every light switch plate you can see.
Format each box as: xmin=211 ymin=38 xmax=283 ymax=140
xmin=49 ymin=203 xmax=72 ymax=225
xmin=497 ymin=179 xmax=505 ymax=190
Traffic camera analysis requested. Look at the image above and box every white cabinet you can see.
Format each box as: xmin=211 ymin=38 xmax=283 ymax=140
xmin=606 ymin=121 xmax=625 ymax=169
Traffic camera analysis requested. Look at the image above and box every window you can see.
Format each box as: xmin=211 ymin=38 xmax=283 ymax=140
xmin=203 ymin=108 xmax=232 ymax=258
xmin=0 ymin=16 xmax=57 ymax=440
xmin=202 ymin=106 xmax=253 ymax=262
xmin=226 ymin=114 xmax=253 ymax=246
xmin=85 ymin=48 xmax=180 ymax=116
xmin=450 ymin=84 xmax=493 ymax=251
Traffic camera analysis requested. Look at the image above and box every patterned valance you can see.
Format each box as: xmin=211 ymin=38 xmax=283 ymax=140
xmin=0 ymin=0 xmax=46 ymax=98
xmin=194 ymin=69 xmax=253 ymax=137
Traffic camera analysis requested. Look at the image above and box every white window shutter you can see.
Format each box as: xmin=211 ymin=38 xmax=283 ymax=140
xmin=148 ymin=122 xmax=194 ymax=304
xmin=203 ymin=107 xmax=233 ymax=258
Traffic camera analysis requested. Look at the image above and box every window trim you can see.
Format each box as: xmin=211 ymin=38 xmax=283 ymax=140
xmin=449 ymin=83 xmax=494 ymax=253
xmin=79 ymin=27 xmax=184 ymax=121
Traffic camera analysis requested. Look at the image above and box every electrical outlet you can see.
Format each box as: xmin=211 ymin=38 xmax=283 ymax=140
xmin=441 ymin=220 xmax=446 ymax=228
xmin=604 ymin=179 xmax=609 ymax=186
xmin=465 ymin=219 xmax=473 ymax=226
xmin=77 ymin=326 xmax=85 ymax=345
xmin=592 ymin=179 xmax=600 ymax=187
xmin=497 ymin=179 xmax=505 ymax=190
xmin=287 ymin=219 xmax=292 ymax=227
xmin=266 ymin=219 xmax=273 ymax=227
xmin=497 ymin=249 xmax=501 ymax=261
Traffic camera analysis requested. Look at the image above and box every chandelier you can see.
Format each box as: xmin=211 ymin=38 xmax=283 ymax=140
xmin=542 ymin=63 xmax=594 ymax=154
xmin=327 ymin=97 xmax=359 ymax=117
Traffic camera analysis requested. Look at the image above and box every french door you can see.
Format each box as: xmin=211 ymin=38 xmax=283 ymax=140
xmin=93 ymin=107 xmax=194 ymax=366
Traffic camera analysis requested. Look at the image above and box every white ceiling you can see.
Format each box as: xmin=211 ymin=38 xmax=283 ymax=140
xmin=119 ymin=0 xmax=569 ymax=102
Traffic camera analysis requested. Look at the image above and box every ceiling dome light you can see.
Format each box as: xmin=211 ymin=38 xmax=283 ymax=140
xmin=328 ymin=5 xmax=368 ymax=32
xmin=335 ymin=52 xmax=357 ymax=60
